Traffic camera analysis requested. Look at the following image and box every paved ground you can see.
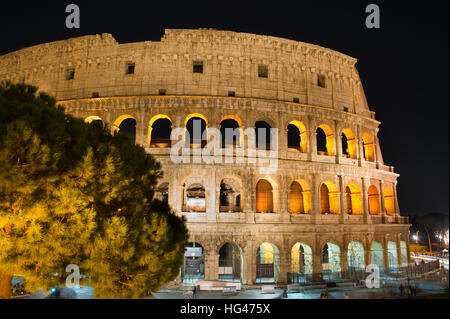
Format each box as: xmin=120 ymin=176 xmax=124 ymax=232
xmin=14 ymin=273 xmax=448 ymax=299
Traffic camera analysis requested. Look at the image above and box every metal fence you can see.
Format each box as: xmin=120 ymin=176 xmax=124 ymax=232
xmin=287 ymin=260 xmax=441 ymax=284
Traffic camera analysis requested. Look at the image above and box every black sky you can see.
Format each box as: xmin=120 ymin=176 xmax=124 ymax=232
xmin=0 ymin=0 xmax=448 ymax=216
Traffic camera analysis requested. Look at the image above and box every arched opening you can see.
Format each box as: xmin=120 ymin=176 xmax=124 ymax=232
xmin=371 ymin=241 xmax=384 ymax=271
xmin=256 ymin=179 xmax=273 ymax=213
xmin=345 ymin=183 xmax=362 ymax=215
xmin=256 ymin=242 xmax=280 ymax=283
xmin=347 ymin=241 xmax=365 ymax=276
xmin=368 ymin=185 xmax=380 ymax=215
xmin=182 ymin=183 xmax=206 ymax=212
xmin=113 ymin=115 xmax=136 ymax=142
xmin=387 ymin=241 xmax=398 ymax=272
xmin=185 ymin=114 xmax=208 ymax=148
xmin=322 ymin=242 xmax=341 ymax=280
xmin=220 ymin=178 xmax=242 ymax=212
xmin=148 ymin=115 xmax=172 ymax=148
xmin=290 ymin=243 xmax=313 ymax=283
xmin=220 ymin=118 xmax=241 ymax=148
xmin=218 ymin=243 xmax=243 ymax=282
xmin=341 ymin=129 xmax=356 ymax=159
xmin=181 ymin=242 xmax=205 ymax=285
xmin=362 ymin=133 xmax=375 ymax=162
xmin=316 ymin=124 xmax=334 ymax=155
xmin=289 ymin=180 xmax=311 ymax=214
xmin=320 ymin=182 xmax=339 ymax=214
xmin=255 ymin=121 xmax=272 ymax=150
xmin=84 ymin=116 xmax=103 ymax=129
xmin=400 ymin=241 xmax=408 ymax=267
xmin=384 ymin=187 xmax=394 ymax=216
xmin=156 ymin=182 xmax=169 ymax=204
xmin=287 ymin=121 xmax=307 ymax=152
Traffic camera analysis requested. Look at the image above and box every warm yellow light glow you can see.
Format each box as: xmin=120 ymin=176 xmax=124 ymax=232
xmin=384 ymin=187 xmax=394 ymax=216
xmin=346 ymin=183 xmax=362 ymax=214
xmin=368 ymin=185 xmax=380 ymax=215
xmin=84 ymin=115 xmax=102 ymax=124
xmin=342 ymin=128 xmax=357 ymax=159
xmin=256 ymin=179 xmax=273 ymax=213
xmin=260 ymin=242 xmax=274 ymax=264
xmin=289 ymin=120 xmax=308 ymax=152
xmin=362 ymin=133 xmax=375 ymax=162
xmin=318 ymin=124 xmax=335 ymax=155
xmin=320 ymin=181 xmax=339 ymax=214
xmin=113 ymin=114 xmax=136 ymax=134
xmin=289 ymin=179 xmax=311 ymax=214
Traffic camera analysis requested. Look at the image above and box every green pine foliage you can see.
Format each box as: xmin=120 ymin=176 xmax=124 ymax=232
xmin=0 ymin=81 xmax=188 ymax=298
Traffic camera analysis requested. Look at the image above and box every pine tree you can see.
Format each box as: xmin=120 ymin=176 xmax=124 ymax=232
xmin=0 ymin=82 xmax=188 ymax=298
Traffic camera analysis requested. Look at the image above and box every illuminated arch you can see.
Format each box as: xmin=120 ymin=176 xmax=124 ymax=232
xmin=218 ymin=242 xmax=243 ymax=282
xmin=256 ymin=179 xmax=273 ymax=213
xmin=220 ymin=115 xmax=242 ymax=147
xmin=345 ymin=183 xmax=362 ymax=214
xmin=113 ymin=114 xmax=136 ymax=134
xmin=291 ymin=242 xmax=313 ymax=276
xmin=341 ymin=128 xmax=357 ymax=159
xmin=362 ymin=133 xmax=375 ymax=162
xmin=84 ymin=116 xmax=103 ymax=124
xmin=368 ymin=185 xmax=380 ymax=215
xmin=371 ymin=241 xmax=384 ymax=269
xmin=184 ymin=113 xmax=208 ymax=128
xmin=256 ymin=242 xmax=280 ymax=283
xmin=347 ymin=240 xmax=365 ymax=270
xmin=289 ymin=179 xmax=311 ymax=214
xmin=384 ymin=187 xmax=395 ymax=216
xmin=185 ymin=114 xmax=208 ymax=146
xmin=322 ymin=242 xmax=341 ymax=279
xmin=288 ymin=120 xmax=307 ymax=153
xmin=320 ymin=181 xmax=339 ymax=214
xmin=148 ymin=114 xmax=173 ymax=147
xmin=317 ymin=124 xmax=335 ymax=155
xmin=220 ymin=177 xmax=243 ymax=212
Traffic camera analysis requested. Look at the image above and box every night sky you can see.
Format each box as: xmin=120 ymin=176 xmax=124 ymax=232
xmin=0 ymin=1 xmax=448 ymax=217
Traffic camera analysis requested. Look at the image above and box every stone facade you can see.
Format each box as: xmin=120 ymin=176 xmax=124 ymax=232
xmin=0 ymin=29 xmax=410 ymax=285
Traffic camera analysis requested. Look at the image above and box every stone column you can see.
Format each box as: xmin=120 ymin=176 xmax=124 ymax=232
xmin=311 ymin=173 xmax=320 ymax=224
xmin=378 ymin=180 xmax=386 ymax=217
xmin=357 ymin=125 xmax=364 ymax=166
xmin=334 ymin=121 xmax=342 ymax=164
xmin=278 ymin=250 xmax=290 ymax=284
xmin=382 ymin=237 xmax=389 ymax=273
xmin=361 ymin=177 xmax=371 ymax=224
xmin=207 ymin=169 xmax=217 ymax=222
xmin=312 ymin=251 xmax=323 ymax=282
xmin=393 ymin=181 xmax=401 ymax=217
xmin=338 ymin=175 xmax=346 ymax=224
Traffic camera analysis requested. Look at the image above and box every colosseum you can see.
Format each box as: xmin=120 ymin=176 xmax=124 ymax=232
xmin=0 ymin=29 xmax=411 ymax=286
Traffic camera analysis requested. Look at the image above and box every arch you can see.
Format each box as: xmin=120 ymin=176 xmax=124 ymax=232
xmin=368 ymin=185 xmax=380 ymax=215
xmin=387 ymin=241 xmax=398 ymax=271
xmin=220 ymin=177 xmax=243 ymax=212
xmin=347 ymin=240 xmax=365 ymax=270
xmin=384 ymin=187 xmax=395 ymax=216
xmin=185 ymin=115 xmax=208 ymax=147
xmin=113 ymin=114 xmax=136 ymax=133
xmin=371 ymin=241 xmax=384 ymax=270
xmin=320 ymin=181 xmax=339 ymax=214
xmin=288 ymin=120 xmax=307 ymax=153
xmin=322 ymin=242 xmax=341 ymax=280
xmin=316 ymin=124 xmax=334 ymax=155
xmin=183 ymin=183 xmax=206 ymax=212
xmin=290 ymin=242 xmax=313 ymax=283
xmin=255 ymin=121 xmax=272 ymax=150
xmin=256 ymin=179 xmax=273 ymax=213
xmin=218 ymin=242 xmax=243 ymax=282
xmin=341 ymin=128 xmax=357 ymax=159
xmin=256 ymin=242 xmax=280 ymax=283
xmin=84 ymin=115 xmax=103 ymax=124
xmin=345 ymin=183 xmax=362 ymax=214
xmin=289 ymin=180 xmax=311 ymax=214
xmin=362 ymin=133 xmax=375 ymax=162
xmin=220 ymin=117 xmax=241 ymax=147
xmin=400 ymin=241 xmax=408 ymax=267
xmin=148 ymin=114 xmax=173 ymax=147
xmin=182 ymin=242 xmax=205 ymax=284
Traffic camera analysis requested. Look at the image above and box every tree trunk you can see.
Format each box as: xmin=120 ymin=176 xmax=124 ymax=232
xmin=0 ymin=269 xmax=12 ymax=299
